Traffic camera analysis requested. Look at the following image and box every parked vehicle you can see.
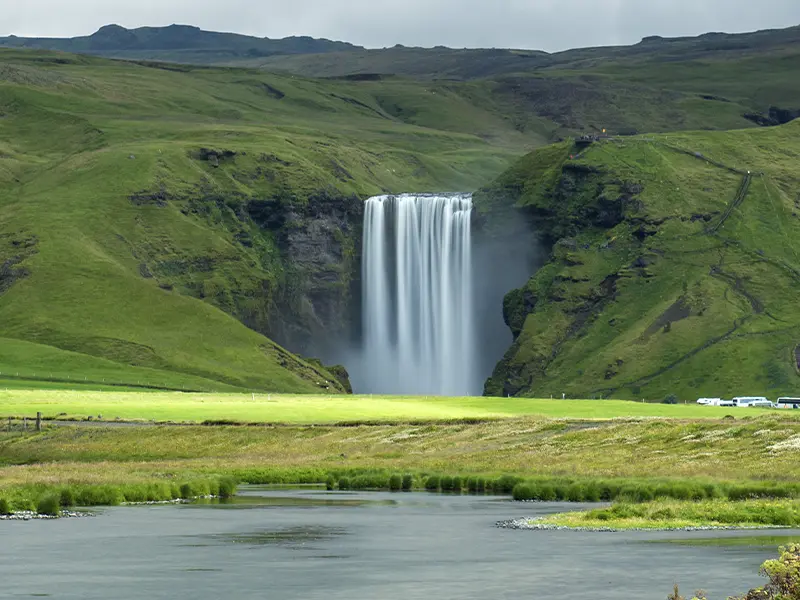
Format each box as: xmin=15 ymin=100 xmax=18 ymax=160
xmin=732 ymin=396 xmax=770 ymax=407
xmin=696 ymin=398 xmax=721 ymax=406
xmin=745 ymin=400 xmax=774 ymax=408
xmin=776 ymin=397 xmax=800 ymax=409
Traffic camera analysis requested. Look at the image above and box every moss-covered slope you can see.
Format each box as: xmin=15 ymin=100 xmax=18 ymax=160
xmin=0 ymin=50 xmax=533 ymax=392
xmin=476 ymin=120 xmax=800 ymax=400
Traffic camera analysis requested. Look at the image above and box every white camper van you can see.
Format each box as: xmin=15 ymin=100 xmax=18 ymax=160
xmin=732 ymin=396 xmax=771 ymax=408
xmin=776 ymin=397 xmax=800 ymax=409
xmin=696 ymin=398 xmax=722 ymax=406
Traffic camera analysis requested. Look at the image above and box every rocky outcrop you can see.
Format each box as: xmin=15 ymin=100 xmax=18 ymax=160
xmin=0 ymin=234 xmax=37 ymax=296
xmin=743 ymin=106 xmax=800 ymax=127
xmin=265 ymin=189 xmax=363 ymax=355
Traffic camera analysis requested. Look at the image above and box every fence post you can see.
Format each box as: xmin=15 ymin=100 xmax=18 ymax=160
xmin=36 ymin=412 xmax=42 ymax=432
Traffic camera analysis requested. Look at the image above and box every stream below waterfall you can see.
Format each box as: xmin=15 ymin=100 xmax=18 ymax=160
xmin=1 ymin=489 xmax=788 ymax=599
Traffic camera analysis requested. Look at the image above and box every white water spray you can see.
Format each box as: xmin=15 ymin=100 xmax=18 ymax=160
xmin=359 ymin=193 xmax=476 ymax=396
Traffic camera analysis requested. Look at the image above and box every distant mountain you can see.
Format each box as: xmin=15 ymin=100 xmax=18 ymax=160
xmin=0 ymin=24 xmax=361 ymax=63
xmin=253 ymin=24 xmax=800 ymax=79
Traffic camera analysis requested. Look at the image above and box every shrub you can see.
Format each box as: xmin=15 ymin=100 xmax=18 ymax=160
xmin=389 ymin=475 xmax=402 ymax=492
xmin=37 ymin=495 xmax=61 ymax=517
xmin=338 ymin=477 xmax=351 ymax=491
xmin=425 ymin=476 xmax=440 ymax=492
xmin=512 ymin=484 xmax=533 ymax=501
xmin=538 ymin=484 xmax=557 ymax=502
xmin=467 ymin=477 xmax=478 ymax=494
xmin=401 ymin=474 xmax=413 ymax=491
xmin=440 ymin=476 xmax=454 ymax=492
xmin=476 ymin=478 xmax=486 ymax=494
xmin=75 ymin=485 xmax=124 ymax=507
xmin=583 ymin=483 xmax=601 ymax=502
xmin=325 ymin=476 xmax=336 ymax=491
xmin=663 ymin=394 xmax=679 ymax=405
xmin=218 ymin=477 xmax=237 ymax=498
xmin=495 ymin=475 xmax=521 ymax=495
xmin=59 ymin=488 xmax=76 ymax=508
xmin=451 ymin=476 xmax=462 ymax=493
xmin=566 ymin=484 xmax=585 ymax=502
xmin=0 ymin=498 xmax=11 ymax=515
xmin=180 ymin=483 xmax=193 ymax=499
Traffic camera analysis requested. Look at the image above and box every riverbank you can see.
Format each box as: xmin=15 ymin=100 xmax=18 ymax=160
xmin=500 ymin=499 xmax=800 ymax=531
xmin=3 ymin=414 xmax=800 ymax=517
xmin=0 ymin=510 xmax=93 ymax=520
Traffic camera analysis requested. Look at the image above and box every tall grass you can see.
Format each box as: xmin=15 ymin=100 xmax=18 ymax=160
xmin=37 ymin=494 xmax=60 ymax=517
xmin=1 ymin=476 xmax=239 ymax=514
xmin=571 ymin=499 xmax=800 ymax=528
xmin=4 ymin=463 xmax=800 ymax=515
xmin=511 ymin=478 xmax=800 ymax=503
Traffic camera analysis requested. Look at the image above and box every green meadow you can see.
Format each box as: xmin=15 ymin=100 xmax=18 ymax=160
xmin=0 ymin=389 xmax=757 ymax=423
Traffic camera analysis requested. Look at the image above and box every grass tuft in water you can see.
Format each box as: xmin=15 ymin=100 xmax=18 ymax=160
xmin=388 ymin=474 xmax=402 ymax=492
xmin=36 ymin=494 xmax=61 ymax=517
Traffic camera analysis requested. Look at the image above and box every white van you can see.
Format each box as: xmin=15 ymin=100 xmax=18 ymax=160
xmin=696 ymin=398 xmax=722 ymax=406
xmin=732 ymin=396 xmax=770 ymax=407
xmin=776 ymin=397 xmax=800 ymax=409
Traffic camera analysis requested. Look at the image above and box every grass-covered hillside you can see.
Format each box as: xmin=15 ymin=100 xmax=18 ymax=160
xmin=477 ymin=120 xmax=800 ymax=401
xmin=256 ymin=25 xmax=800 ymax=136
xmin=0 ymin=49 xmax=541 ymax=392
xmin=5 ymin=25 xmax=800 ymax=139
xmin=2 ymin=37 xmax=799 ymax=395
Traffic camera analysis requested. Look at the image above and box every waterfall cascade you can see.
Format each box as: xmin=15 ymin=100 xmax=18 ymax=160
xmin=359 ymin=193 xmax=476 ymax=396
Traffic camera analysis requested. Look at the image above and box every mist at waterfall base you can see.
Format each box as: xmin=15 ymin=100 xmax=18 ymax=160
xmin=343 ymin=193 xmax=536 ymax=397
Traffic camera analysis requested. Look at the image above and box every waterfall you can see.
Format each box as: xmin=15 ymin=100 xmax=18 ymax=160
xmin=359 ymin=193 xmax=476 ymax=396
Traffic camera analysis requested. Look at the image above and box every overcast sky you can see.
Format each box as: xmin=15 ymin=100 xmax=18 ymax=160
xmin=2 ymin=0 xmax=799 ymax=52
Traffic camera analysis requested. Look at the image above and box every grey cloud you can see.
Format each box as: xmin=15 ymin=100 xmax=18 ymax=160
xmin=2 ymin=0 xmax=799 ymax=51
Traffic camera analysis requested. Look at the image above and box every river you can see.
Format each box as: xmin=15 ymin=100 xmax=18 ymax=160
xmin=1 ymin=489 xmax=790 ymax=599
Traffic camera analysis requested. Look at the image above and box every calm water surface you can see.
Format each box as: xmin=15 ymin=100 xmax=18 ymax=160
xmin=1 ymin=489 xmax=791 ymax=599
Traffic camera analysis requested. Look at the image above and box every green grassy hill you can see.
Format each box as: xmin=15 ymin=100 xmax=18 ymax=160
xmin=2 ymin=41 xmax=799 ymax=396
xmin=476 ymin=120 xmax=800 ymax=400
xmin=5 ymin=25 xmax=799 ymax=139
xmin=0 ymin=49 xmax=548 ymax=391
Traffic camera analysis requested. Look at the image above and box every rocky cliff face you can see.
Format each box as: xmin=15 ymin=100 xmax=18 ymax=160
xmin=130 ymin=148 xmax=364 ymax=366
xmin=258 ymin=189 xmax=363 ymax=356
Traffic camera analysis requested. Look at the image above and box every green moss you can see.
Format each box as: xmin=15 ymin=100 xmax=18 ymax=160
xmin=478 ymin=121 xmax=800 ymax=400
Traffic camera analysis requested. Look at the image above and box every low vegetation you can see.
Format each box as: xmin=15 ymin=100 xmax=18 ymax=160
xmin=3 ymin=410 xmax=800 ymax=515
xmin=535 ymin=499 xmax=800 ymax=530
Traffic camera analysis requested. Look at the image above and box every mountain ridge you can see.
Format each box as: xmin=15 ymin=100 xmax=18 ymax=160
xmin=0 ymin=23 xmax=360 ymax=61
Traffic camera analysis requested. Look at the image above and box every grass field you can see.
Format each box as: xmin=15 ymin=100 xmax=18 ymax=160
xmin=0 ymin=390 xmax=762 ymax=423
xmin=3 ymin=396 xmax=800 ymax=517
